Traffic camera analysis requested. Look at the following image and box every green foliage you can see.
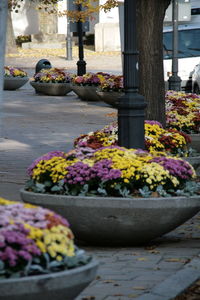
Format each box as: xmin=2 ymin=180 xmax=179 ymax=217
xmin=0 ymin=249 xmax=91 ymax=279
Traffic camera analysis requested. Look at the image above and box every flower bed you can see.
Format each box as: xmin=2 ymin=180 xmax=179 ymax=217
xmin=25 ymin=144 xmax=200 ymax=198
xmin=98 ymin=74 xmax=124 ymax=92
xmin=33 ymin=68 xmax=72 ymax=83
xmin=0 ymin=197 xmax=91 ymax=279
xmin=4 ymin=66 xmax=29 ymax=90
xmin=72 ymin=72 xmax=110 ymax=87
xmin=74 ymin=121 xmax=193 ymax=157
xmin=166 ymin=91 xmax=200 ymax=134
xmin=30 ymin=68 xmax=73 ymax=96
xmin=4 ymin=66 xmax=28 ymax=78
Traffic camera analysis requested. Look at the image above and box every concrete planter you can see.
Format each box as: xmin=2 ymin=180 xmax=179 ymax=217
xmin=0 ymin=258 xmax=98 ymax=300
xmin=72 ymin=85 xmax=100 ymax=101
xmin=4 ymin=77 xmax=29 ymax=90
xmin=96 ymin=91 xmax=124 ymax=107
xmin=20 ymin=189 xmax=200 ymax=246
xmin=30 ymin=82 xmax=72 ymax=96
xmin=189 ymin=134 xmax=200 ymax=153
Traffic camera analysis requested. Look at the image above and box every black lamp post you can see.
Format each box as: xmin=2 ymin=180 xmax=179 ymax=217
xmin=168 ymin=0 xmax=181 ymax=91
xmin=76 ymin=4 xmax=86 ymax=76
xmin=118 ymin=0 xmax=146 ymax=149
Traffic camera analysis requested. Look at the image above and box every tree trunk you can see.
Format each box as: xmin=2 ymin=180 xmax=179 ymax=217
xmin=137 ymin=0 xmax=171 ymax=127
xmin=6 ymin=10 xmax=18 ymax=54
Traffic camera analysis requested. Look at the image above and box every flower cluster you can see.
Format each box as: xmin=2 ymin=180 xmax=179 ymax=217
xmin=166 ymin=91 xmax=200 ymax=134
xmin=74 ymin=121 xmax=191 ymax=156
xmin=99 ymin=75 xmax=124 ymax=92
xmin=33 ymin=68 xmax=72 ymax=83
xmin=4 ymin=66 xmax=27 ymax=78
xmin=26 ymin=145 xmax=196 ymax=198
xmin=72 ymin=72 xmax=110 ymax=86
xmin=0 ymin=198 xmax=90 ymax=279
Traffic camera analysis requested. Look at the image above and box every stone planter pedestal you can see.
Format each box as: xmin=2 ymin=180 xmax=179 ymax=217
xmin=30 ymin=82 xmax=72 ymax=96
xmin=4 ymin=77 xmax=29 ymax=90
xmin=0 ymin=258 xmax=98 ymax=300
xmin=72 ymin=85 xmax=100 ymax=101
xmin=189 ymin=134 xmax=200 ymax=153
xmin=96 ymin=91 xmax=124 ymax=107
xmin=20 ymin=189 xmax=200 ymax=246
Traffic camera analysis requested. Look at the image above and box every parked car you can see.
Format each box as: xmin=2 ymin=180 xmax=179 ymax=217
xmin=192 ymin=63 xmax=200 ymax=94
xmin=163 ymin=24 xmax=200 ymax=92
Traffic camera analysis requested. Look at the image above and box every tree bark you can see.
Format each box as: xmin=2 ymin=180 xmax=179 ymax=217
xmin=6 ymin=10 xmax=18 ymax=54
xmin=137 ymin=0 xmax=171 ymax=127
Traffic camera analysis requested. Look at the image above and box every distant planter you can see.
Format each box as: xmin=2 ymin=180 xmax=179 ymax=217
xmin=96 ymin=91 xmax=124 ymax=107
xmin=72 ymin=85 xmax=100 ymax=101
xmin=189 ymin=134 xmax=200 ymax=153
xmin=30 ymin=81 xmax=72 ymax=96
xmin=4 ymin=77 xmax=29 ymax=90
xmin=20 ymin=189 xmax=200 ymax=246
xmin=0 ymin=258 xmax=98 ymax=300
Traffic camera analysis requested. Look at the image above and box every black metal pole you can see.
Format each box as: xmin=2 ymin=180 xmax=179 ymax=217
xmin=66 ymin=0 xmax=73 ymax=62
xmin=118 ymin=0 xmax=146 ymax=149
xmin=168 ymin=0 xmax=181 ymax=91
xmin=76 ymin=4 xmax=86 ymax=76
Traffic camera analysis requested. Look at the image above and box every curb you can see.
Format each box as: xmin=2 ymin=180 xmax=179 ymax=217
xmin=136 ymin=256 xmax=200 ymax=300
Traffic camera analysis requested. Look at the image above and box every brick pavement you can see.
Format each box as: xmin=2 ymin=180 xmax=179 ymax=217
xmin=1 ymin=55 xmax=200 ymax=299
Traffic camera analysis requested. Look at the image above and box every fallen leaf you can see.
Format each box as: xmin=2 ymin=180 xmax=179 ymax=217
xmin=147 ymin=249 xmax=160 ymax=254
xmin=165 ymin=258 xmax=186 ymax=263
xmin=137 ymin=257 xmax=148 ymax=261
xmin=103 ymin=280 xmax=115 ymax=283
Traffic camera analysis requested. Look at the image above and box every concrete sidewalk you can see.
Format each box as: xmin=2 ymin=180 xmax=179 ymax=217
xmin=0 ymin=60 xmax=200 ymax=299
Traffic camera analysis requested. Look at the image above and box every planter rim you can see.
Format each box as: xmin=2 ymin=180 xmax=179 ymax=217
xmin=0 ymin=257 xmax=98 ymax=284
xmin=30 ymin=81 xmax=70 ymax=85
xmin=20 ymin=188 xmax=200 ymax=203
xmin=4 ymin=76 xmax=29 ymax=79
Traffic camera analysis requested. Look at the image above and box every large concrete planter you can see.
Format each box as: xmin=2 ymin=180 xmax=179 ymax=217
xmin=96 ymin=91 xmax=124 ymax=107
xmin=0 ymin=258 xmax=98 ymax=300
xmin=189 ymin=134 xmax=200 ymax=153
xmin=30 ymin=81 xmax=72 ymax=96
xmin=4 ymin=77 xmax=29 ymax=90
xmin=21 ymin=189 xmax=200 ymax=246
xmin=72 ymin=85 xmax=100 ymax=101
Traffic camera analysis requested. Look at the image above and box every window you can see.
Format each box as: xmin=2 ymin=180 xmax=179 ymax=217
xmin=163 ymin=28 xmax=200 ymax=59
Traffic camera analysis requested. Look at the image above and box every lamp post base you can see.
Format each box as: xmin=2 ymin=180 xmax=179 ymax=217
xmin=77 ymin=60 xmax=87 ymax=76
xmin=117 ymin=91 xmax=147 ymax=149
xmin=168 ymin=75 xmax=181 ymax=91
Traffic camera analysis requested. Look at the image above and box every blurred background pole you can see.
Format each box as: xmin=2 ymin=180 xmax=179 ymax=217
xmin=76 ymin=4 xmax=86 ymax=76
xmin=168 ymin=0 xmax=181 ymax=91
xmin=118 ymin=0 xmax=146 ymax=149
xmin=66 ymin=0 xmax=72 ymax=60
xmin=0 ymin=0 xmax=8 ymax=137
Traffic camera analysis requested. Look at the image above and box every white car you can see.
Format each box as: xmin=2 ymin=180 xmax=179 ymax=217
xmin=163 ymin=24 xmax=200 ymax=92
xmin=192 ymin=63 xmax=200 ymax=94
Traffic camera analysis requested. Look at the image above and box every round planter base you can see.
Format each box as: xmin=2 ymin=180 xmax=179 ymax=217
xmin=20 ymin=189 xmax=200 ymax=246
xmin=30 ymin=82 xmax=72 ymax=96
xmin=96 ymin=91 xmax=124 ymax=107
xmin=0 ymin=258 xmax=98 ymax=300
xmin=4 ymin=77 xmax=29 ymax=90
xmin=72 ymin=85 xmax=100 ymax=101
